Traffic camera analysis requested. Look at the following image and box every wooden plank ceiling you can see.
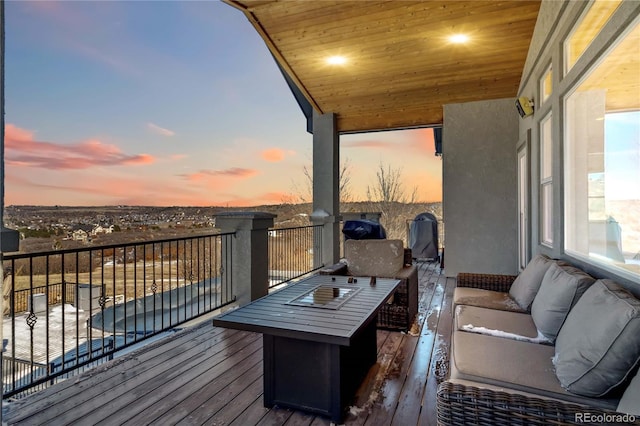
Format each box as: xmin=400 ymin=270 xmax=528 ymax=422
xmin=224 ymin=0 xmax=541 ymax=133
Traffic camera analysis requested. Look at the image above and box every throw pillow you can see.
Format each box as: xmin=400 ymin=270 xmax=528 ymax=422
xmin=531 ymin=262 xmax=595 ymax=341
xmin=508 ymin=254 xmax=554 ymax=311
xmin=555 ymin=279 xmax=640 ymax=398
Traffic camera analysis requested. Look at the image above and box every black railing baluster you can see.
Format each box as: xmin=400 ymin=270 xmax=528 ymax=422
xmin=75 ymin=252 xmax=80 ymax=368
xmin=267 ymin=225 xmax=324 ymax=288
xmin=60 ymin=253 xmax=65 ymax=376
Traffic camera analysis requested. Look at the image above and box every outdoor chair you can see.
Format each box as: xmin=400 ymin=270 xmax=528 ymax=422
xmin=320 ymin=239 xmax=418 ymax=331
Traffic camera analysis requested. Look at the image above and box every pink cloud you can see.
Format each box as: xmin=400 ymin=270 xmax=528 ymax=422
xmin=407 ymin=128 xmax=436 ymax=154
xmin=343 ymin=128 xmax=435 ymax=155
xmin=216 ymin=191 xmax=290 ymax=207
xmin=5 ymin=123 xmax=155 ymax=169
xmin=147 ymin=122 xmax=175 ymax=137
xmin=170 ymin=154 xmax=188 ymax=160
xmin=343 ymin=140 xmax=394 ymax=149
xmin=261 ymin=148 xmax=294 ymax=162
xmin=182 ymin=167 xmax=258 ymax=182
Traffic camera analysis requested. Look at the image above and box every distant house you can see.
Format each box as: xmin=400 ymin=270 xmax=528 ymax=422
xmin=71 ymin=229 xmax=89 ymax=242
xmin=71 ymin=225 xmax=94 ymax=242
xmin=91 ymin=224 xmax=114 ymax=235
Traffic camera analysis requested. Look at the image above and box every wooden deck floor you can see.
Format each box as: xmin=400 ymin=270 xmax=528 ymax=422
xmin=3 ymin=261 xmax=453 ymax=426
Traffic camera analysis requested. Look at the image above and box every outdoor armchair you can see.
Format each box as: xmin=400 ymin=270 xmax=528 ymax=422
xmin=320 ymin=239 xmax=418 ymax=331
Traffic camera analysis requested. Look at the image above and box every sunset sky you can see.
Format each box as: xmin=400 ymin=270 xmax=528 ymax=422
xmin=4 ymin=1 xmax=442 ymax=207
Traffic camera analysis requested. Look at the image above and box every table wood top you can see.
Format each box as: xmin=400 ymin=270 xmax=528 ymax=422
xmin=212 ymin=275 xmax=400 ymax=346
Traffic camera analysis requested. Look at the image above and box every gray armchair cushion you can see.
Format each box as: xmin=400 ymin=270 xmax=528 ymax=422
xmin=531 ymin=263 xmax=595 ymax=341
xmin=618 ymin=369 xmax=640 ymax=416
xmin=555 ymin=279 xmax=640 ymax=397
xmin=508 ymin=254 xmax=554 ymax=311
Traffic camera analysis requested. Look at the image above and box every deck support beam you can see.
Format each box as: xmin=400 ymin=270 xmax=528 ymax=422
xmin=311 ymin=111 xmax=341 ymax=267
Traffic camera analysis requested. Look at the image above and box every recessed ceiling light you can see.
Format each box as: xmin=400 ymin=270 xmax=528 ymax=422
xmin=449 ymin=34 xmax=469 ymax=44
xmin=326 ymin=55 xmax=347 ymax=65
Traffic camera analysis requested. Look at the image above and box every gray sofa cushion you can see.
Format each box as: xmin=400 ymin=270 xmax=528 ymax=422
xmin=508 ymin=254 xmax=554 ymax=311
xmin=554 ymin=279 xmax=640 ymax=397
xmin=455 ymin=305 xmax=545 ymax=342
xmin=453 ymin=287 xmax=526 ymax=313
xmin=449 ymin=331 xmax=619 ymax=410
xmin=531 ymin=263 xmax=595 ymax=341
xmin=618 ymin=369 xmax=640 ymax=415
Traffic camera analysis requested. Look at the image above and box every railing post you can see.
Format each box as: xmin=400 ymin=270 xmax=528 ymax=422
xmin=310 ymin=210 xmax=340 ymax=268
xmin=215 ymin=212 xmax=276 ymax=306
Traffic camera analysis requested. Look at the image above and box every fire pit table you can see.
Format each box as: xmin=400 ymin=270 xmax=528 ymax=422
xmin=212 ymin=274 xmax=400 ymax=423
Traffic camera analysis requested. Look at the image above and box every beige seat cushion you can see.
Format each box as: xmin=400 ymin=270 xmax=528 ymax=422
xmin=531 ymin=263 xmax=595 ymax=342
xmin=554 ymin=279 xmax=640 ymax=397
xmin=453 ymin=287 xmax=526 ymax=313
xmin=344 ymin=239 xmax=404 ymax=277
xmin=508 ymin=254 xmax=555 ymax=311
xmin=455 ymin=305 xmax=544 ymax=342
xmin=450 ymin=331 xmax=619 ymax=410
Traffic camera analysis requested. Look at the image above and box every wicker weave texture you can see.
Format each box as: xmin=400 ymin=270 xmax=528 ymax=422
xmin=456 ymin=272 xmax=517 ymax=293
xmin=376 ymin=279 xmax=410 ymax=330
xmin=436 ymin=381 xmax=638 ymax=426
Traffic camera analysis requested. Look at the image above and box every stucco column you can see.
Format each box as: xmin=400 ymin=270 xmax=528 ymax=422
xmin=310 ymin=111 xmax=341 ymax=266
xmin=215 ymin=212 xmax=276 ymax=306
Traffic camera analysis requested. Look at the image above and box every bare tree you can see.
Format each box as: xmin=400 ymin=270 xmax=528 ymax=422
xmin=366 ymin=163 xmax=417 ymax=204
xmin=366 ymin=163 xmax=418 ymax=243
xmin=290 ymin=158 xmax=353 ymax=204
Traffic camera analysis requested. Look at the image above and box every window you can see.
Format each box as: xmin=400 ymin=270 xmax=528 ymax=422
xmin=540 ymin=65 xmax=553 ymax=104
xmin=564 ymin=18 xmax=640 ymax=280
xmin=564 ymin=0 xmax=622 ymax=74
xmin=540 ymin=113 xmax=553 ymax=246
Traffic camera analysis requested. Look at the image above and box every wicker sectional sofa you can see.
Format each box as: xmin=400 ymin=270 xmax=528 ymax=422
xmin=320 ymin=239 xmax=418 ymax=331
xmin=437 ymin=254 xmax=640 ymax=425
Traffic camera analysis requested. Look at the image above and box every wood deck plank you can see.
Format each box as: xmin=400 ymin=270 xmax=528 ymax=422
xmin=418 ymin=276 xmax=455 ymax=426
xmin=174 ymin=361 xmax=264 ymax=425
xmin=5 ymin=325 xmax=227 ymax=413
xmin=203 ymin=377 xmax=265 ymax=426
xmin=120 ymin=337 xmax=263 ymax=425
xmin=6 ymin=326 xmax=244 ymax=424
xmin=55 ymin=328 xmax=260 ymax=424
xmin=391 ymin=275 xmax=447 ymax=426
xmin=228 ymin=396 xmax=270 ymax=426
xmin=363 ymin=265 xmax=444 ymax=426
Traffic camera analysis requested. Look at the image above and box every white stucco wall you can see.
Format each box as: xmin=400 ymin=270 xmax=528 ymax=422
xmin=443 ymin=98 xmax=519 ymax=277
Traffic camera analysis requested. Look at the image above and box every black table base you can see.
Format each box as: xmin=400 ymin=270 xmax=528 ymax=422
xmin=263 ymin=318 xmax=378 ymax=423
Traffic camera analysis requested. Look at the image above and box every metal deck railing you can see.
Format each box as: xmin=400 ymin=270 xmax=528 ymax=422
xmin=2 ymin=232 xmax=235 ymax=398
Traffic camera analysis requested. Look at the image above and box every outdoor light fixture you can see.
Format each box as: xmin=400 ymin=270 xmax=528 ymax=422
xmin=326 ymin=55 xmax=347 ymax=65
xmin=449 ymin=34 xmax=469 ymax=44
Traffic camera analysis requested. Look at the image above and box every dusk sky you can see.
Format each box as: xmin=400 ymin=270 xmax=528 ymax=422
xmin=4 ymin=1 xmax=442 ymax=207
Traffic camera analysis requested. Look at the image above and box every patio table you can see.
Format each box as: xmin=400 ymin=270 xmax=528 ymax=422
xmin=212 ymin=274 xmax=400 ymax=423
